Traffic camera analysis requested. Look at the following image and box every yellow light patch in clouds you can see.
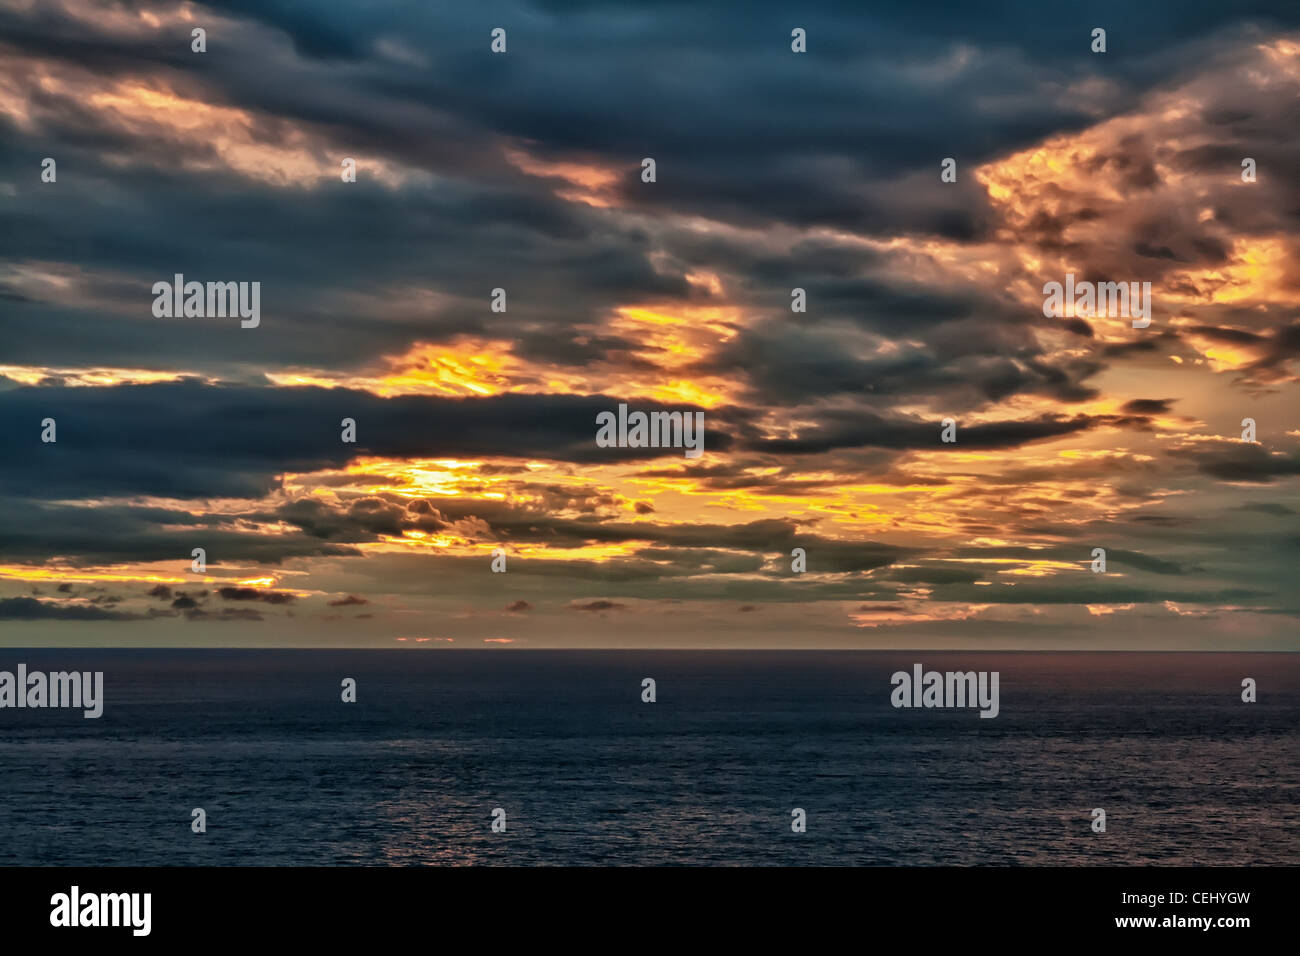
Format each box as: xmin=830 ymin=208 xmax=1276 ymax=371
xmin=265 ymin=304 xmax=746 ymax=406
xmin=1166 ymin=238 xmax=1299 ymax=308
xmin=375 ymin=343 xmax=516 ymax=397
xmin=0 ymin=365 xmax=188 ymax=387
xmin=0 ymin=566 xmax=187 ymax=586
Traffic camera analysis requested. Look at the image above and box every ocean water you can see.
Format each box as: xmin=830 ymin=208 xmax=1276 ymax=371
xmin=0 ymin=650 xmax=1295 ymax=866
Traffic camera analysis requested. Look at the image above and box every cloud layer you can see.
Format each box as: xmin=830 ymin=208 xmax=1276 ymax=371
xmin=1 ymin=0 xmax=1297 ymax=647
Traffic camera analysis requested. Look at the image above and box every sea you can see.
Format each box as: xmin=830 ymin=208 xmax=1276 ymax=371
xmin=0 ymin=650 xmax=1295 ymax=866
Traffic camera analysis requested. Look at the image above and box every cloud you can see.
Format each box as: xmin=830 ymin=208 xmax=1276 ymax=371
xmin=0 ymin=383 xmax=733 ymax=504
xmin=1178 ymin=444 xmax=1300 ymax=483
xmin=185 ymin=607 xmax=265 ymax=622
xmin=217 ymin=587 xmax=297 ymax=604
xmin=570 ymin=600 xmax=625 ymax=612
xmin=0 ymin=3 xmax=1297 ymax=648
xmin=0 ymin=596 xmax=140 ymax=620
xmin=1122 ymin=398 xmax=1176 ymax=414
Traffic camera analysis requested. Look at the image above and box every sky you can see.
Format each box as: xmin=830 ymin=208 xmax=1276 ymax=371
xmin=1 ymin=0 xmax=1298 ymax=648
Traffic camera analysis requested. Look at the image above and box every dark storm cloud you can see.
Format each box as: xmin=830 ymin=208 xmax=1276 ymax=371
xmin=217 ymin=587 xmax=297 ymax=604
xmin=695 ymin=311 xmax=1106 ymax=408
xmin=570 ymin=599 xmax=625 ymax=612
xmin=2 ymin=0 xmax=1294 ymax=382
xmin=187 ymin=0 xmax=1300 ymax=230
xmin=0 ymin=498 xmax=365 ymax=565
xmin=884 ymin=566 xmax=986 ymax=585
xmin=1180 ymin=444 xmax=1300 ymax=483
xmin=0 ymin=382 xmax=728 ymax=502
xmin=263 ymin=497 xmax=446 ymax=542
xmin=0 ymin=170 xmax=683 ymax=374
xmin=0 ymin=379 xmax=1129 ymax=520
xmin=743 ymin=410 xmax=1099 ymax=455
xmin=1121 ymin=398 xmax=1177 ymax=415
xmin=211 ymin=0 xmax=378 ymax=59
xmin=0 ymin=596 xmax=141 ymax=621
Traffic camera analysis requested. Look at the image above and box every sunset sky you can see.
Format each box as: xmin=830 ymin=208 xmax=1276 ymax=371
xmin=1 ymin=0 xmax=1297 ymax=648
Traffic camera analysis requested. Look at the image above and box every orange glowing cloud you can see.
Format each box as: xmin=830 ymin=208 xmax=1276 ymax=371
xmin=0 ymin=51 xmax=425 ymax=188
xmin=504 ymin=146 xmax=621 ymax=207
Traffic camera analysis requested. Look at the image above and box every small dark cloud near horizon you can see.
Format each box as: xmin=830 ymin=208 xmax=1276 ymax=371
xmin=218 ymin=587 xmax=298 ymax=604
xmin=571 ymin=600 xmax=626 ymax=612
xmin=0 ymin=596 xmax=140 ymax=621
xmin=1122 ymin=398 xmax=1176 ymax=414
xmin=185 ymin=607 xmax=265 ymax=622
xmin=1180 ymin=445 xmax=1300 ymax=484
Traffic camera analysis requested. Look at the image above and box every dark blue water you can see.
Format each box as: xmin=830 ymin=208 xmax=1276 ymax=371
xmin=0 ymin=651 xmax=1294 ymax=865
